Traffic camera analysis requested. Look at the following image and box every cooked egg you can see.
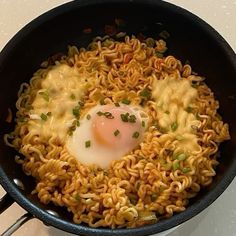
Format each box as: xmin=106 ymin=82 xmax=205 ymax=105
xmin=66 ymin=104 xmax=148 ymax=168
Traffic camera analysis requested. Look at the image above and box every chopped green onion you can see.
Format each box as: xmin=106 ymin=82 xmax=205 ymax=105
xmin=74 ymin=194 xmax=80 ymax=202
xmin=150 ymin=193 xmax=158 ymax=202
xmin=97 ymin=111 xmax=104 ymax=116
xmin=104 ymin=112 xmax=114 ymax=119
xmin=138 ymin=211 xmax=157 ymax=222
xmin=100 ymin=98 xmax=106 ymax=105
xmin=39 ymin=91 xmax=49 ymax=102
xmin=46 ymin=112 xmax=52 ymax=116
xmin=159 ymin=186 xmax=165 ymax=192
xmin=182 ymin=167 xmax=191 ymax=173
xmin=120 ymin=113 xmax=129 ymax=122
xmin=176 ymin=153 xmax=187 ymax=161
xmin=173 ymin=162 xmax=180 ymax=171
xmin=78 ymin=100 xmax=84 ymax=107
xmin=128 ymin=114 xmax=136 ymax=123
xmin=70 ymin=125 xmax=76 ymax=131
xmin=146 ymin=38 xmax=156 ymax=47
xmin=72 ymin=106 xmax=80 ymax=117
xmin=142 ymin=121 xmax=145 ymax=127
xmin=140 ymin=88 xmax=151 ymax=99
xmin=68 ymin=130 xmax=73 ymax=136
xmin=185 ymin=106 xmax=193 ymax=113
xmin=191 ymin=83 xmax=198 ymax=88
xmin=159 ymin=30 xmax=170 ymax=39
xmin=85 ymin=140 xmax=91 ymax=148
xmin=132 ymin=131 xmax=140 ymax=139
xmin=165 ymin=110 xmax=170 ymax=114
xmin=70 ymin=93 xmax=76 ymax=100
xmin=114 ymin=129 xmax=120 ymax=136
xmin=86 ymin=114 xmax=91 ymax=120
xmin=171 ymin=122 xmax=178 ymax=132
xmin=76 ymin=120 xmax=80 ymax=127
xmin=129 ymin=195 xmax=138 ymax=205
xmin=155 ymin=52 xmax=163 ymax=58
xmin=114 ymin=102 xmax=120 ymax=107
xmin=121 ymin=98 xmax=131 ymax=105
xmin=40 ymin=113 xmax=47 ymax=121
xmin=162 ymin=163 xmax=172 ymax=171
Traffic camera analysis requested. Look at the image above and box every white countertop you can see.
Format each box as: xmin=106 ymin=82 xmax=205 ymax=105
xmin=0 ymin=1 xmax=236 ymax=236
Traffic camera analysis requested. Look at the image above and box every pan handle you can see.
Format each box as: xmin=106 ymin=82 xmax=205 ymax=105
xmin=0 ymin=193 xmax=34 ymax=236
xmin=1 ymin=212 xmax=34 ymax=236
xmin=0 ymin=193 xmax=14 ymax=214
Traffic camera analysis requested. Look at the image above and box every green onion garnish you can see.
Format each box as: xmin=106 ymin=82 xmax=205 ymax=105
xmin=155 ymin=52 xmax=164 ymax=58
xmin=114 ymin=102 xmax=120 ymax=107
xmin=40 ymin=113 xmax=47 ymax=121
xmin=129 ymin=195 xmax=138 ymax=205
xmin=140 ymin=88 xmax=151 ymax=99
xmin=86 ymin=114 xmax=91 ymax=120
xmin=46 ymin=112 xmax=52 ymax=116
xmin=165 ymin=111 xmax=170 ymax=114
xmin=177 ymin=153 xmax=187 ymax=161
xmin=120 ymin=113 xmax=129 ymax=122
xmin=128 ymin=114 xmax=136 ymax=123
xmin=85 ymin=140 xmax=91 ymax=148
xmin=70 ymin=93 xmax=76 ymax=100
xmin=114 ymin=129 xmax=120 ymax=136
xmin=76 ymin=120 xmax=80 ymax=127
xmin=185 ymin=106 xmax=193 ymax=113
xmin=150 ymin=193 xmax=158 ymax=202
xmin=159 ymin=30 xmax=170 ymax=39
xmin=142 ymin=121 xmax=145 ymax=127
xmin=78 ymin=100 xmax=84 ymax=107
xmin=173 ymin=162 xmax=180 ymax=171
xmin=72 ymin=106 xmax=80 ymax=117
xmin=97 ymin=111 xmax=104 ymax=116
xmin=132 ymin=131 xmax=140 ymax=139
xmin=104 ymin=112 xmax=114 ymax=119
xmin=121 ymin=98 xmax=131 ymax=105
xmin=182 ymin=167 xmax=191 ymax=173
xmin=74 ymin=194 xmax=80 ymax=202
xmin=100 ymin=98 xmax=106 ymax=105
xmin=146 ymin=38 xmax=156 ymax=48
xmin=171 ymin=122 xmax=178 ymax=132
xmin=191 ymin=83 xmax=198 ymax=88
xmin=39 ymin=91 xmax=49 ymax=102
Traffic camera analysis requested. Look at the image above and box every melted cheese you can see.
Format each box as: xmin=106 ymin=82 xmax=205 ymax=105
xmin=28 ymin=64 xmax=87 ymax=141
xmin=152 ymin=76 xmax=201 ymax=153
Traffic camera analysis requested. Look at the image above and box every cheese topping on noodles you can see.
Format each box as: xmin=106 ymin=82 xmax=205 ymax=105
xmin=152 ymin=76 xmax=201 ymax=153
xmin=28 ymin=64 xmax=86 ymax=141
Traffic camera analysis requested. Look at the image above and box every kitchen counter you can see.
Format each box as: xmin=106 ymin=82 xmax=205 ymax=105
xmin=0 ymin=1 xmax=235 ymax=235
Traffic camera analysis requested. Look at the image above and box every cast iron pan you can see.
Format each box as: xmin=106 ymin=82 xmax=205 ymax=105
xmin=0 ymin=0 xmax=236 ymax=235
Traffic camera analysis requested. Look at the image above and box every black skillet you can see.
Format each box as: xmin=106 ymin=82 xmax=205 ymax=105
xmin=0 ymin=0 xmax=236 ymax=235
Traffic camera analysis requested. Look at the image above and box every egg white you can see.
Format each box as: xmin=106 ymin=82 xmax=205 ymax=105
xmin=66 ymin=104 xmax=148 ymax=168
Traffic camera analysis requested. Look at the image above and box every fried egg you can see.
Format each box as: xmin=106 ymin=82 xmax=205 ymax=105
xmin=66 ymin=104 xmax=148 ymax=168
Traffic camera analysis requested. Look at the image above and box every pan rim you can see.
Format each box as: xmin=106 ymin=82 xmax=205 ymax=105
xmin=0 ymin=0 xmax=236 ymax=235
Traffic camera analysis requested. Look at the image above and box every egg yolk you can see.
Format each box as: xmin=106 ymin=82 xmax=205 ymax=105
xmin=92 ymin=105 xmax=143 ymax=149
